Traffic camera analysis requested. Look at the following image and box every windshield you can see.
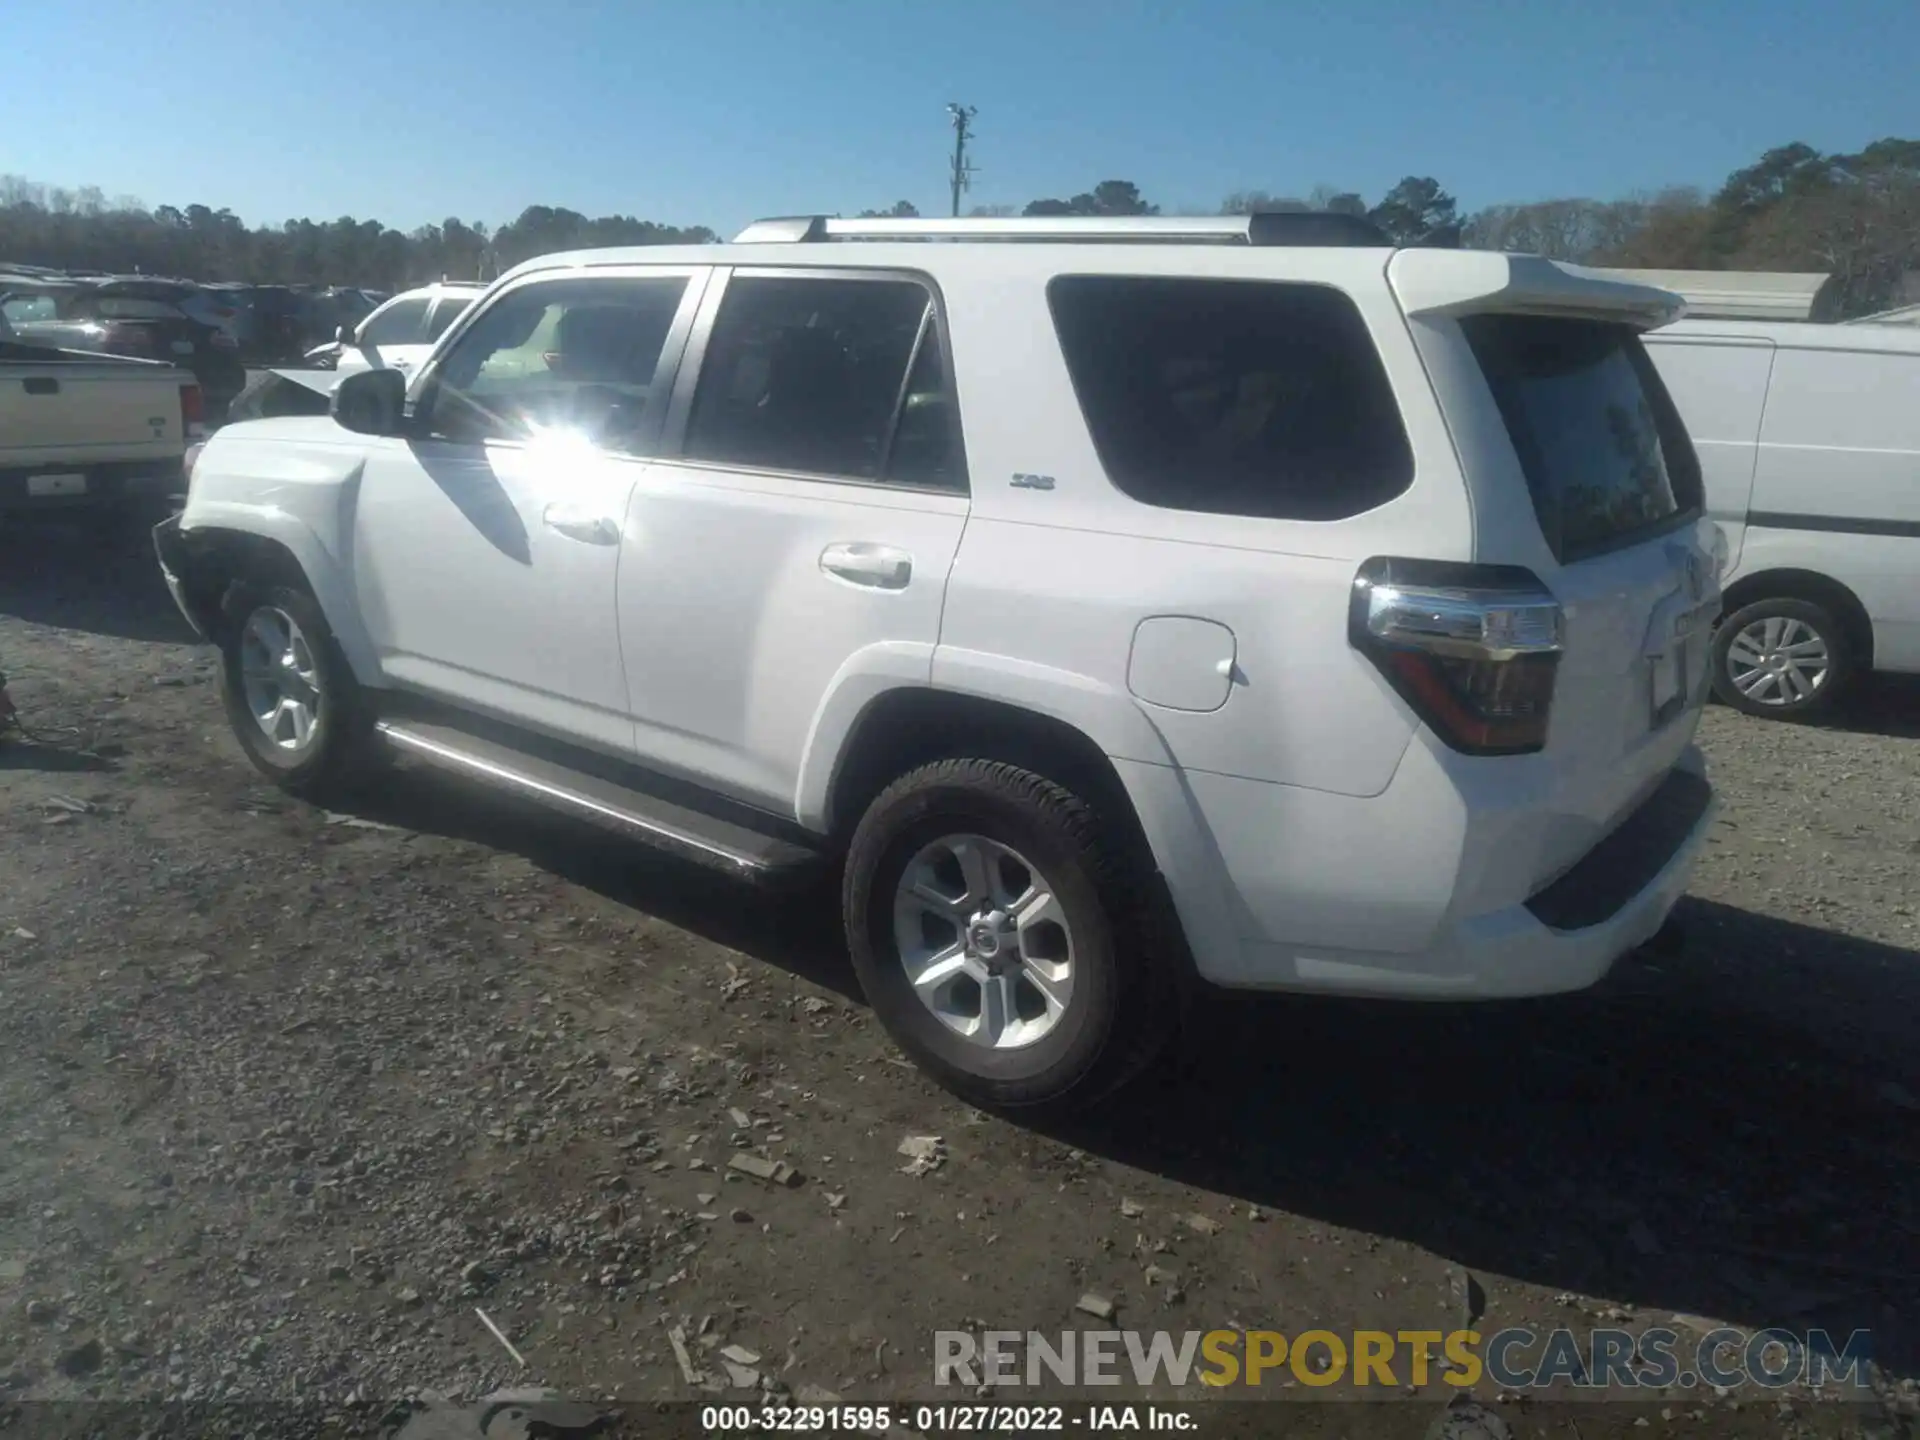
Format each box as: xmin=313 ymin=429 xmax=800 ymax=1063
xmin=357 ymin=296 xmax=429 ymax=346
xmin=424 ymin=294 xmax=476 ymax=340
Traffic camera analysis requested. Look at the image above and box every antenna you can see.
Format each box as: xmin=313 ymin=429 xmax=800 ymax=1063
xmin=946 ymin=104 xmax=978 ymax=219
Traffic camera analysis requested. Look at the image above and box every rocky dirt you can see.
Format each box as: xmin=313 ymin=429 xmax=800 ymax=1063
xmin=1 ymin=515 xmax=1916 ymax=1434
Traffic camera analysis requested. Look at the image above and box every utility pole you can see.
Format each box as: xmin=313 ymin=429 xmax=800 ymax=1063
xmin=947 ymin=104 xmax=977 ymax=218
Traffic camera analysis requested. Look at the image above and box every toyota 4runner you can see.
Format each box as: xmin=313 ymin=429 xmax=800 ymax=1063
xmin=154 ymin=212 xmax=1723 ymax=1112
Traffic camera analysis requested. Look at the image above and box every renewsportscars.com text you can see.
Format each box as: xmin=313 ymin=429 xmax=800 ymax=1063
xmin=934 ymin=1327 xmax=1874 ymax=1392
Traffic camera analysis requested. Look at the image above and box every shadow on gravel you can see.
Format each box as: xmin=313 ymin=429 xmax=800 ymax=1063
xmin=0 ymin=511 xmax=196 ymax=646
xmin=344 ymin=766 xmax=861 ymax=1002
xmin=0 ymin=739 xmax=117 ymax=772
xmin=1709 ymin=671 xmax=1920 ymax=741
xmin=1814 ymin=672 xmax=1920 ymax=741
xmin=339 ymin=762 xmax=1920 ymax=1375
xmin=1057 ymin=898 xmax=1920 ymax=1378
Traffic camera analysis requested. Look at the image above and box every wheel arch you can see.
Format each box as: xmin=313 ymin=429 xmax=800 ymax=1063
xmin=1719 ymin=567 xmax=1875 ymax=671
xmin=173 ymin=518 xmax=381 ymax=683
xmin=822 ymin=688 xmax=1156 ymax=849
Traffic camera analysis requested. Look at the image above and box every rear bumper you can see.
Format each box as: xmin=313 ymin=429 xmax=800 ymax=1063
xmin=0 ymin=459 xmax=184 ymax=511
xmin=1129 ymin=740 xmax=1718 ymax=1000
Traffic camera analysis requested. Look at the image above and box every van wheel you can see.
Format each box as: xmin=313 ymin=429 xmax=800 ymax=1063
xmin=842 ymin=758 xmax=1173 ymax=1116
xmin=1711 ymin=597 xmax=1852 ymax=720
xmin=218 ymin=583 xmax=378 ymax=799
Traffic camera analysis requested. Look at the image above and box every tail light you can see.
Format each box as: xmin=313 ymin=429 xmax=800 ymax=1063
xmin=1350 ymin=557 xmax=1564 ymax=756
xmin=179 ymin=382 xmax=205 ymax=438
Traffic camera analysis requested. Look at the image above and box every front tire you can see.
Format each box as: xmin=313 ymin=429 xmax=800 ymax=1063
xmin=1710 ymin=596 xmax=1853 ymax=720
xmin=842 ymin=758 xmax=1174 ymax=1115
xmin=218 ymin=583 xmax=376 ymax=799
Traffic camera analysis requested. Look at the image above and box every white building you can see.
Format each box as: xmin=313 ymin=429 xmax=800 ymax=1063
xmin=1581 ymin=268 xmax=1840 ymax=323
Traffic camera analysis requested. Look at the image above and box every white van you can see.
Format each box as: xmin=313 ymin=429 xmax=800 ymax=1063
xmin=1643 ymin=319 xmax=1920 ymax=718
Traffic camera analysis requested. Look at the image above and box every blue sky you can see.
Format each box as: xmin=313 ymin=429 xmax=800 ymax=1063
xmin=6 ymin=0 xmax=1915 ymax=237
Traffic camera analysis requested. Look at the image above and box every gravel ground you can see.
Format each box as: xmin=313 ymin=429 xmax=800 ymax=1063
xmin=1 ymin=516 xmax=1916 ymax=1433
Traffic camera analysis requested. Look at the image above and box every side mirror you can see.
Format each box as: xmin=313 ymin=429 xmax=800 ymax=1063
xmin=331 ymin=367 xmax=408 ymax=437
xmin=336 ymin=323 xmax=355 ymax=346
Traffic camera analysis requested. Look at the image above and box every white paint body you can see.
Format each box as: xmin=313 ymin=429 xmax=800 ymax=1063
xmin=174 ymin=239 xmax=1721 ymax=999
xmin=1644 ymin=319 xmax=1920 ymax=674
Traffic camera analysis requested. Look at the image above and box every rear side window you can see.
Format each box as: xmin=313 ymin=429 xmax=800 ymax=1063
xmin=1462 ymin=315 xmax=1702 ymax=562
xmin=2 ymin=295 xmax=57 ymax=323
xmin=1047 ymin=276 xmax=1414 ymax=521
xmin=684 ymin=274 xmax=961 ymax=488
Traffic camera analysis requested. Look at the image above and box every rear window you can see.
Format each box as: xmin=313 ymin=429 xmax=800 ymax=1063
xmin=1461 ymin=315 xmax=1702 ymax=562
xmin=92 ymin=297 xmax=187 ymax=320
xmin=1047 ymin=276 xmax=1414 ymax=521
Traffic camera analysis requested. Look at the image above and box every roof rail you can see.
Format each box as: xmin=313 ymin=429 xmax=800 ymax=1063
xmin=732 ymin=212 xmax=1390 ymax=247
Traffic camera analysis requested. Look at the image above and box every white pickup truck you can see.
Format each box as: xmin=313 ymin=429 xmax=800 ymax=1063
xmin=1 ymin=311 xmax=203 ymax=517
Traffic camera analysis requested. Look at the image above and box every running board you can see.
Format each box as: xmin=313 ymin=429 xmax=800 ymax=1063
xmin=374 ymin=718 xmax=822 ymax=882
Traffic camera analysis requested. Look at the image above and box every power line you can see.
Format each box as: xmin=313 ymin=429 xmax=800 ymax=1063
xmin=947 ymin=104 xmax=978 ymax=218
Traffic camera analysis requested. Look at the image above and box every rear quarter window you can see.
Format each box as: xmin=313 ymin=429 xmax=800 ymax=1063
xmin=1046 ymin=276 xmax=1414 ymax=521
xmin=1462 ymin=314 xmax=1702 ymax=562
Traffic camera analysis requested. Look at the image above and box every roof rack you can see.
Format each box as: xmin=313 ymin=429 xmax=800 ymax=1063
xmin=732 ymin=212 xmax=1390 ymax=247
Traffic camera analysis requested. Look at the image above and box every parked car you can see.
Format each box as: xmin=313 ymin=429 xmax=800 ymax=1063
xmin=155 ymin=214 xmax=1721 ymax=1112
xmin=3 ymin=307 xmax=201 ymax=517
xmin=1 ymin=277 xmax=247 ymax=422
xmin=306 ymin=286 xmax=379 ymax=346
xmin=177 ymin=284 xmax=249 ymax=350
xmin=301 ymin=281 xmax=485 ymax=378
xmin=1643 ymin=318 xmax=1920 ymax=718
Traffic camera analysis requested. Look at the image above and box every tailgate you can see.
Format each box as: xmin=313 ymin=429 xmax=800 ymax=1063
xmin=1392 ymin=254 xmax=1717 ymax=894
xmin=1 ymin=362 xmax=184 ymax=462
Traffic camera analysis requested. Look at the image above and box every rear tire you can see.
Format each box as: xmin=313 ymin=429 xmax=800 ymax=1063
xmin=218 ymin=583 xmax=378 ymax=800
xmin=1710 ymin=596 xmax=1853 ymax=720
xmin=842 ymin=758 xmax=1174 ymax=1116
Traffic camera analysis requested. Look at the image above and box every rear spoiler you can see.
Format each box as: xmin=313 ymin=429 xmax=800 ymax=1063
xmin=1388 ymin=251 xmax=1685 ymax=332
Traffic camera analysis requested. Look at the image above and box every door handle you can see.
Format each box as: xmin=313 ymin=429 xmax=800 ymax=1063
xmin=23 ymin=377 xmax=59 ymax=396
xmin=542 ymin=504 xmax=620 ymax=545
xmin=820 ymin=541 xmax=912 ymax=590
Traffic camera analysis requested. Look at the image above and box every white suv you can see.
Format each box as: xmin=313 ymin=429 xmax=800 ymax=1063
xmin=154 ymin=213 xmax=1722 ymax=1112
xmin=304 ymin=281 xmax=486 ymax=380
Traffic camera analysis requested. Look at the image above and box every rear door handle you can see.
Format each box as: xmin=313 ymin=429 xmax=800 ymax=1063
xmin=542 ymin=504 xmax=620 ymax=545
xmin=23 ymin=377 xmax=59 ymax=396
xmin=820 ymin=542 xmax=912 ymax=590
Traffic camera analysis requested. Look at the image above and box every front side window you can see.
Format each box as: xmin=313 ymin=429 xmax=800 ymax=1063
xmin=358 ymin=297 xmax=430 ymax=347
xmin=683 ymin=274 xmax=955 ymax=485
xmin=1048 ymin=276 xmax=1414 ymax=521
xmin=420 ymin=274 xmax=690 ymax=453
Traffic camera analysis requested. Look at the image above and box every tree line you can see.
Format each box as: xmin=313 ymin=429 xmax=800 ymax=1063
xmin=5 ymin=136 xmax=1916 ymax=317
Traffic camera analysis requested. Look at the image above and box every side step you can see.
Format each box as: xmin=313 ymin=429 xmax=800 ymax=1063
xmin=374 ymin=718 xmax=823 ymax=883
